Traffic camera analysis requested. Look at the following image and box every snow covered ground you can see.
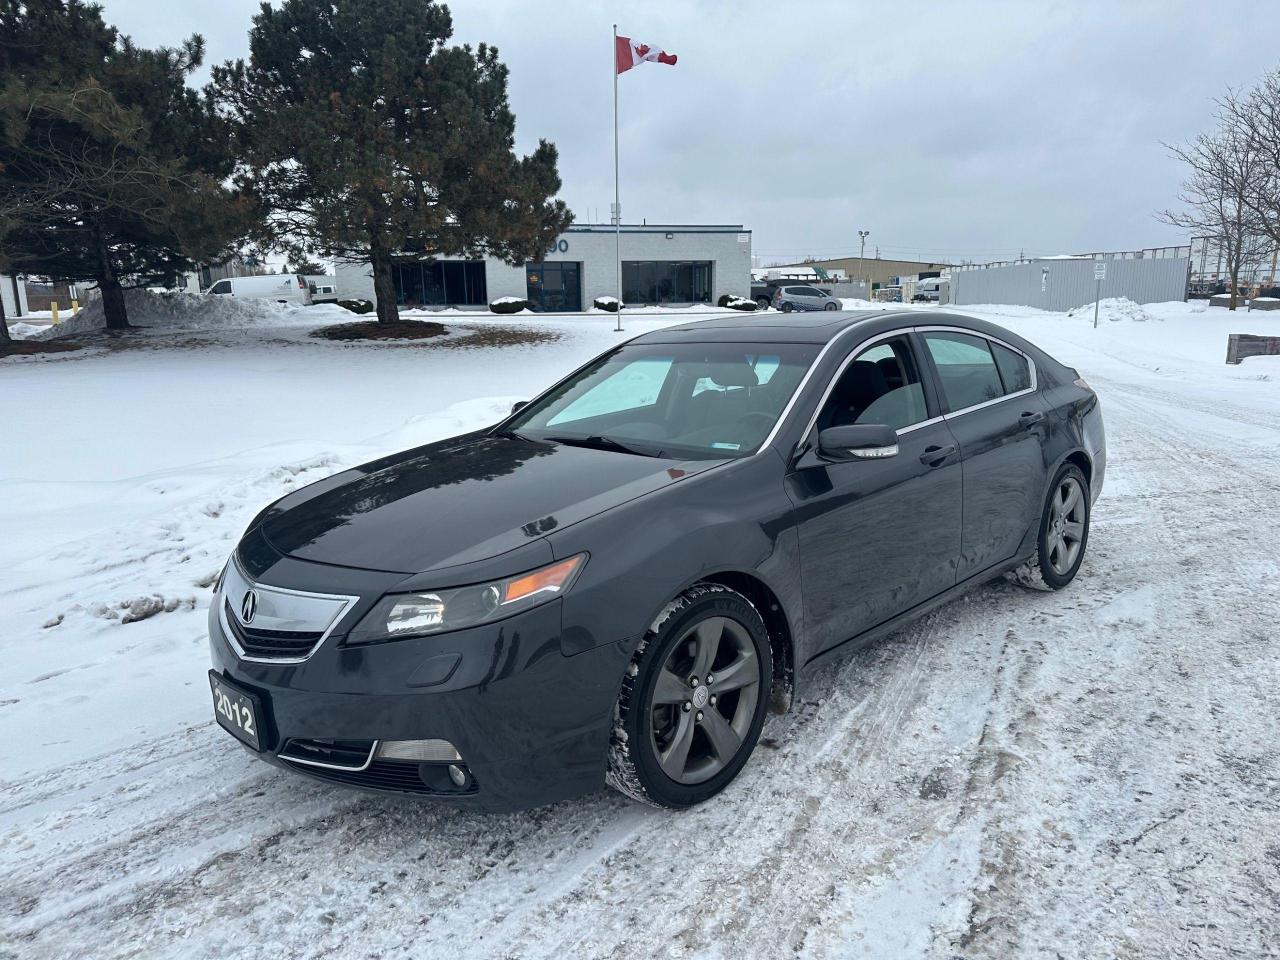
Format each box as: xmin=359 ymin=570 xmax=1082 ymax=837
xmin=2 ymin=299 xmax=1278 ymax=959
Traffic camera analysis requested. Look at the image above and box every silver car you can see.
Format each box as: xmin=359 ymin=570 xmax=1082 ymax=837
xmin=773 ymin=284 xmax=840 ymax=312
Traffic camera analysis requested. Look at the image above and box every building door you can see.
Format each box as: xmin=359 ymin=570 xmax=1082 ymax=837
xmin=526 ymin=262 xmax=582 ymax=312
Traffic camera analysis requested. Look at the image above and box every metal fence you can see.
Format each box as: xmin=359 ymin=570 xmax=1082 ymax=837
xmin=823 ymin=281 xmax=869 ymax=300
xmin=950 ymin=251 xmax=1190 ymax=311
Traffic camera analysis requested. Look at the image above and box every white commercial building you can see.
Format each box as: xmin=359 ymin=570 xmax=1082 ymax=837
xmin=333 ymin=223 xmax=752 ymax=312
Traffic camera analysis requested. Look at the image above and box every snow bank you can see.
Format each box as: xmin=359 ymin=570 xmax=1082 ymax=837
xmin=7 ymin=321 xmax=47 ymax=339
xmin=36 ymin=288 xmax=352 ymax=338
xmin=1066 ymin=297 xmax=1160 ymax=324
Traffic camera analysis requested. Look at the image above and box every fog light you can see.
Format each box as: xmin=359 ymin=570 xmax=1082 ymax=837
xmin=447 ymin=764 xmax=467 ymax=788
xmin=376 ymin=739 xmax=461 ymax=762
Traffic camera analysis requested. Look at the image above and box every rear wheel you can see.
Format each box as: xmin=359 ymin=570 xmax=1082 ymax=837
xmin=1013 ymin=463 xmax=1090 ymax=590
xmin=755 ymin=297 xmax=771 ymax=311
xmin=780 ymin=302 xmax=794 ymax=313
xmin=607 ymin=584 xmax=771 ymax=808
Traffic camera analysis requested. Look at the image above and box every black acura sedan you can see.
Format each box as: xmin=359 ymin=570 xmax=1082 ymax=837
xmin=208 ymin=310 xmax=1105 ymax=811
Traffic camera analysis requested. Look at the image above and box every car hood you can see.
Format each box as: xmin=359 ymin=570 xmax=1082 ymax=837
xmin=258 ymin=433 xmax=722 ymax=575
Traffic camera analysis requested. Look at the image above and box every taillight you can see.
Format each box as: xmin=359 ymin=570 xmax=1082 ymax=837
xmin=297 ymin=275 xmax=306 ymax=289
xmin=1074 ymin=377 xmax=1093 ymax=392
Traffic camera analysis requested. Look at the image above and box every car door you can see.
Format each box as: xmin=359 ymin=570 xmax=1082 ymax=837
xmin=918 ymin=329 xmax=1051 ymax=580
xmin=799 ymin=287 xmax=826 ymax=311
xmin=785 ymin=332 xmax=963 ymax=654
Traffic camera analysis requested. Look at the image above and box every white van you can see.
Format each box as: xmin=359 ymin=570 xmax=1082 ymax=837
xmin=305 ymin=275 xmax=339 ymax=303
xmin=206 ymin=274 xmax=313 ymax=305
xmin=912 ymin=278 xmax=947 ymax=303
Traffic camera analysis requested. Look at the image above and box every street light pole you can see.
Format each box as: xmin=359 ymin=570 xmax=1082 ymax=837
xmin=857 ymin=230 xmax=870 ymax=301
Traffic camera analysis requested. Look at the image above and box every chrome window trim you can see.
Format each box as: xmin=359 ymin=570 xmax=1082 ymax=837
xmin=279 ymin=740 xmax=380 ymax=772
xmin=790 ymin=323 xmax=1040 ymax=447
xmin=217 ymin=555 xmax=360 ymax=665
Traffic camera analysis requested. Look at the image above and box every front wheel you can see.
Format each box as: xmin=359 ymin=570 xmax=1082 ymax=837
xmin=824 ymin=301 xmax=839 ymax=311
xmin=1014 ymin=463 xmax=1090 ymax=590
xmin=755 ymin=297 xmax=771 ymax=311
xmin=607 ymin=584 xmax=771 ymax=808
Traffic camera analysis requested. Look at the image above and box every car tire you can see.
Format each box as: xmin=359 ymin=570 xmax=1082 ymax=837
xmin=756 ymin=297 xmax=771 ymax=311
xmin=1012 ymin=462 xmax=1091 ymax=591
xmin=824 ymin=301 xmax=838 ymax=311
xmin=780 ymin=302 xmax=793 ymax=313
xmin=607 ymin=583 xmax=772 ymax=809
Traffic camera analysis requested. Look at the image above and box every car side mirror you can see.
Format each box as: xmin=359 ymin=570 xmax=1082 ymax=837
xmin=511 ymin=400 xmax=528 ymax=414
xmin=817 ymin=424 xmax=899 ymax=461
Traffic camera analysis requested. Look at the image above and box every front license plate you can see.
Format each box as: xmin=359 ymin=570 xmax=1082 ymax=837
xmin=209 ymin=671 xmax=263 ymax=752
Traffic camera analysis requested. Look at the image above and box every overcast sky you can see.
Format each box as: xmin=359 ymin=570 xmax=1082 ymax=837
xmin=101 ymin=0 xmax=1279 ymax=266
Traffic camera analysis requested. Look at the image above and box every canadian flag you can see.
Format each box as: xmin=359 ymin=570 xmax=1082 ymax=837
xmin=615 ymin=35 xmax=678 ymax=74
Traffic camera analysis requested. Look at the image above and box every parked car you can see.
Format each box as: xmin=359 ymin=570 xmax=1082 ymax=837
xmin=774 ymin=284 xmax=840 ymax=312
xmin=208 ymin=310 xmax=1105 ymax=812
xmin=206 ymin=274 xmax=313 ymax=305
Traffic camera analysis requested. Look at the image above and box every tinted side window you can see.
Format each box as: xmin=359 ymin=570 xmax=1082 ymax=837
xmin=209 ymin=280 xmax=232 ymax=295
xmin=818 ymin=336 xmax=929 ymax=432
xmin=923 ymin=332 xmax=1004 ymax=411
xmin=991 ymin=342 xmax=1032 ymax=393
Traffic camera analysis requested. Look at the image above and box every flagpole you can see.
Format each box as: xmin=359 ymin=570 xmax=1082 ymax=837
xmin=612 ymin=23 xmax=622 ymax=333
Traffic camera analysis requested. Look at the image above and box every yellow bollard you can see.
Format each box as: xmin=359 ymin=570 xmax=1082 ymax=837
xmin=72 ymin=299 xmax=79 ymax=316
xmin=51 ymin=301 xmax=59 ymax=325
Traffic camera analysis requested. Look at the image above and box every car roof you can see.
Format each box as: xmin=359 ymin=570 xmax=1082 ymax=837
xmin=633 ymin=309 xmax=983 ymax=345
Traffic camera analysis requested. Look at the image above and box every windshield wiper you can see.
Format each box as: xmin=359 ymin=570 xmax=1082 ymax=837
xmin=543 ymin=434 xmax=660 ymax=457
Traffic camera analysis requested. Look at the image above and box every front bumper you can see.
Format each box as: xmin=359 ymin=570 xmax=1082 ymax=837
xmin=209 ymin=587 xmax=629 ymax=813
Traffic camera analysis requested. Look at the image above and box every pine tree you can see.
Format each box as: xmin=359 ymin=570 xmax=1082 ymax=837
xmin=0 ymin=0 xmax=247 ymax=329
xmin=214 ymin=0 xmax=572 ymax=324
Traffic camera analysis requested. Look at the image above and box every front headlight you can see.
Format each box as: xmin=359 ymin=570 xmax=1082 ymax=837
xmin=345 ymin=553 xmax=587 ymax=645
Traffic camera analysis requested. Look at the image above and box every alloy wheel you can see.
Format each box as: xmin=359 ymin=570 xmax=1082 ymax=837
xmin=1047 ymin=476 xmax=1086 ymax=576
xmin=648 ymin=616 xmax=761 ymax=784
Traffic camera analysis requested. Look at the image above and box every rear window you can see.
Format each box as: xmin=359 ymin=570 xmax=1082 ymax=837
xmin=991 ymin=342 xmax=1032 ymax=392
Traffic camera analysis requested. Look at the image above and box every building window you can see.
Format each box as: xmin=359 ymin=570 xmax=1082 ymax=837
xmin=622 ymin=261 xmax=713 ymax=304
xmin=526 ymin=262 xmax=582 ymax=312
xmin=392 ymin=260 xmax=487 ymax=307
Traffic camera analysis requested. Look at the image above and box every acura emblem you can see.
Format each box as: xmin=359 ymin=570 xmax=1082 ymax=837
xmin=240 ymin=589 xmax=258 ymax=624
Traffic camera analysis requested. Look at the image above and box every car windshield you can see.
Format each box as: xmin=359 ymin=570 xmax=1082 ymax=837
xmin=504 ymin=341 xmax=820 ymax=459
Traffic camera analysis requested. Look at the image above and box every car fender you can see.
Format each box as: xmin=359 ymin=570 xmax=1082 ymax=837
xmin=548 ymin=452 xmax=802 ymax=663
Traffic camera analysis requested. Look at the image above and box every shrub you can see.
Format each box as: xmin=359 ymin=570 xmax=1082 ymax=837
xmin=336 ymin=298 xmax=374 ymax=314
xmin=718 ymin=294 xmax=758 ymax=311
xmin=593 ymin=296 xmax=622 ymax=312
xmin=490 ymin=297 xmax=530 ymax=314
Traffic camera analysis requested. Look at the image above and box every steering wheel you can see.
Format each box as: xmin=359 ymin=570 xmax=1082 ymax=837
xmin=734 ymin=411 xmax=778 ymax=437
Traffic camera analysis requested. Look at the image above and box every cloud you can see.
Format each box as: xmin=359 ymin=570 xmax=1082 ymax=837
xmin=100 ymin=0 xmax=1280 ymax=264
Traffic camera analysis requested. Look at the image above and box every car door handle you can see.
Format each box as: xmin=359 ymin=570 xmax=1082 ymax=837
xmin=1019 ymin=411 xmax=1046 ymax=428
xmin=920 ymin=443 xmax=956 ymax=466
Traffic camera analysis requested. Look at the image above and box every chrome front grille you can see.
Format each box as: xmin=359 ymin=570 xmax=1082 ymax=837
xmin=217 ymin=557 xmax=358 ymax=663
